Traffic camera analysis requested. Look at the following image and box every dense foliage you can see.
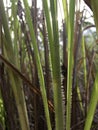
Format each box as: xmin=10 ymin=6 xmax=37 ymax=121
xmin=0 ymin=0 xmax=98 ymax=130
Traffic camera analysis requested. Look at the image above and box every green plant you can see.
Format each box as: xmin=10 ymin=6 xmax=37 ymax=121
xmin=0 ymin=0 xmax=98 ymax=130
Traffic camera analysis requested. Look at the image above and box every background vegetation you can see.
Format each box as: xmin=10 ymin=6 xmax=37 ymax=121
xmin=0 ymin=0 xmax=98 ymax=130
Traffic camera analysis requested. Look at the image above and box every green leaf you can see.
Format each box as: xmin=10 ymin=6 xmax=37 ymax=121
xmin=84 ymin=72 xmax=98 ymax=130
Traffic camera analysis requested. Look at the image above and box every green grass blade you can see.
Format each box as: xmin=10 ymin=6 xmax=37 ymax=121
xmin=42 ymin=0 xmax=54 ymax=60
xmin=91 ymin=0 xmax=98 ymax=33
xmin=0 ymin=1 xmax=30 ymax=130
xmin=8 ymin=71 xmax=30 ymax=130
xmin=23 ymin=0 xmax=52 ymax=129
xmin=43 ymin=0 xmax=64 ymax=129
xmin=77 ymin=85 xmax=84 ymax=116
xmin=84 ymin=1 xmax=98 ymax=129
xmin=50 ymin=0 xmax=64 ymax=129
xmin=0 ymin=0 xmax=14 ymax=63
xmin=66 ymin=0 xmax=75 ymax=129
xmin=62 ymin=0 xmax=68 ymax=31
xmin=11 ymin=0 xmax=19 ymax=67
xmin=82 ymin=37 xmax=87 ymax=89
xmin=84 ymin=72 xmax=98 ymax=130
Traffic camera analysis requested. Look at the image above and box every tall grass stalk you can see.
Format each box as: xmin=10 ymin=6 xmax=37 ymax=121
xmin=62 ymin=0 xmax=68 ymax=31
xmin=23 ymin=0 xmax=52 ymax=129
xmin=43 ymin=0 xmax=64 ymax=129
xmin=0 ymin=0 xmax=30 ymax=130
xmin=11 ymin=0 xmax=19 ymax=67
xmin=91 ymin=1 xmax=98 ymax=32
xmin=77 ymin=85 xmax=84 ymax=115
xmin=66 ymin=0 xmax=75 ymax=129
xmin=82 ymin=37 xmax=87 ymax=88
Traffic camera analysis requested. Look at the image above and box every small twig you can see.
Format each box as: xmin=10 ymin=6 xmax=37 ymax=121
xmin=71 ymin=119 xmax=85 ymax=129
xmin=83 ymin=25 xmax=95 ymax=31
xmin=0 ymin=54 xmax=54 ymax=112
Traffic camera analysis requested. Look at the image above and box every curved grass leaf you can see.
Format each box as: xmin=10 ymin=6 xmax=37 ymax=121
xmin=84 ymin=72 xmax=98 ymax=130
